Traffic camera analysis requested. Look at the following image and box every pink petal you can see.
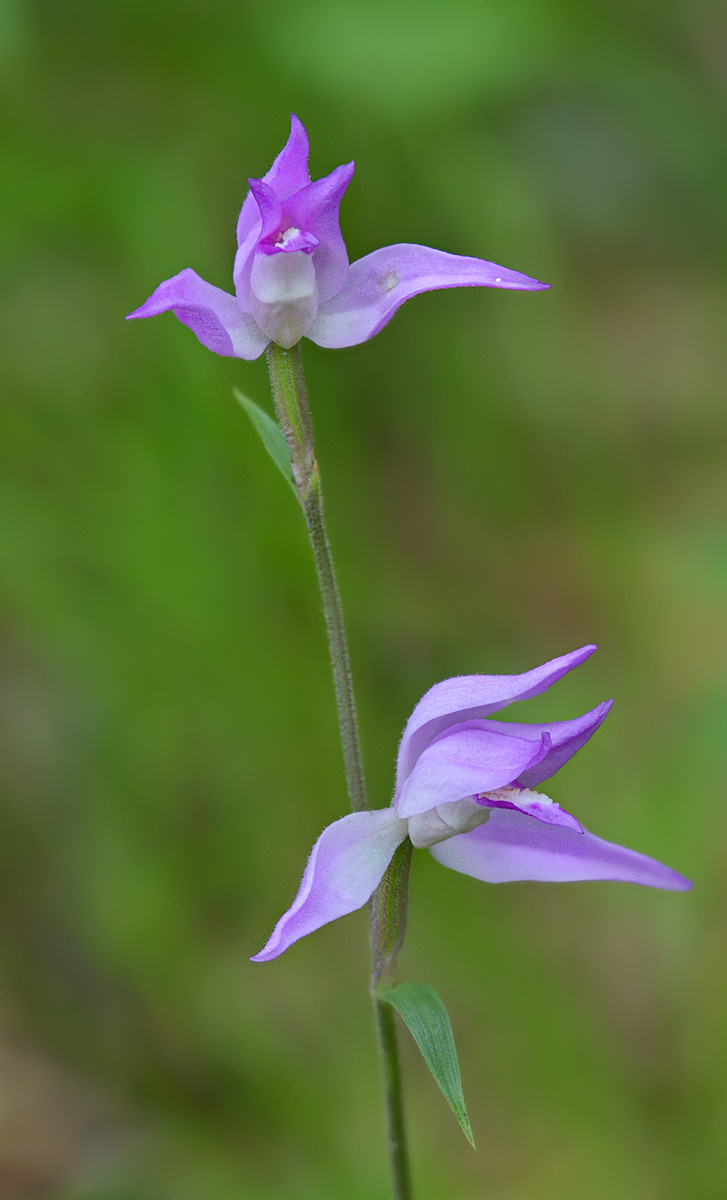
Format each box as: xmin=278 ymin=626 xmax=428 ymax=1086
xmin=430 ymin=809 xmax=692 ymax=890
xmin=234 ymin=179 xmax=286 ymax=309
xmin=396 ymin=646 xmax=597 ymax=786
xmin=476 ymin=789 xmax=583 ymax=833
xmin=236 ymin=113 xmax=310 ymax=247
xmin=285 ymin=162 xmax=355 ymax=303
xmin=451 ymin=700 xmax=612 ymax=791
xmin=308 ymin=243 xmax=550 ymax=348
xmin=511 ymin=700 xmax=613 ymax=788
xmin=251 ymin=809 xmax=408 ymax=962
xmin=396 ymin=727 xmax=550 ymax=818
xmin=126 ymin=268 xmax=269 ymax=360
xmin=247 ymin=178 xmax=284 ymax=242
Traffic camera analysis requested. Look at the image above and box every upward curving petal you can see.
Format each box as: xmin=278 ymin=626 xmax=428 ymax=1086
xmin=237 ymin=114 xmax=310 ymax=246
xmin=308 ymin=244 xmax=550 ymax=348
xmin=126 ymin=268 xmax=269 ymax=360
xmin=396 ymin=646 xmax=597 ymax=786
xmin=396 ymin=726 xmax=551 ymax=818
xmin=513 ymin=700 xmax=613 ymax=788
xmin=251 ymin=809 xmax=408 ymax=962
xmin=285 ymin=162 xmax=355 ymax=303
xmin=262 ymin=112 xmax=311 ymax=200
xmin=440 ymin=701 xmax=613 ymax=791
xmin=247 ymin=178 xmax=284 ymax=242
xmin=430 ymin=808 xmax=692 ymax=890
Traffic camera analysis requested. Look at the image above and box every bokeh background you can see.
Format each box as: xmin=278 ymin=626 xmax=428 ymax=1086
xmin=1 ymin=0 xmax=726 ymax=1196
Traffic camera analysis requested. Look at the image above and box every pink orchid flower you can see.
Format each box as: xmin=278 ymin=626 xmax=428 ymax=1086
xmin=127 ymin=114 xmax=549 ymax=356
xmin=253 ymin=646 xmax=690 ymax=962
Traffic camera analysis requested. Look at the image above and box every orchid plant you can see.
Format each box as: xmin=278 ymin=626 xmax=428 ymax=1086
xmin=128 ymin=115 xmax=690 ymax=1200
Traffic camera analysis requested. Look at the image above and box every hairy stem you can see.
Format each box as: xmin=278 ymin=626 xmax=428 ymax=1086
xmin=265 ymin=342 xmax=412 ymax=1198
xmin=266 ymin=344 xmax=367 ymax=813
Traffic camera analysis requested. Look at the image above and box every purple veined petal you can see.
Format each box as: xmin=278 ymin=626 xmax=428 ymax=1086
xmin=251 ymin=809 xmax=408 ymax=963
xmin=285 ymin=162 xmax=355 ymax=303
xmin=429 ymin=808 xmax=692 ymax=890
xmin=308 ymin=243 xmax=550 ymax=349
xmin=236 ymin=113 xmax=310 ymax=247
xmin=396 ymin=727 xmax=551 ymax=819
xmin=126 ymin=268 xmax=269 ymax=360
xmin=396 ymin=646 xmax=597 ymax=787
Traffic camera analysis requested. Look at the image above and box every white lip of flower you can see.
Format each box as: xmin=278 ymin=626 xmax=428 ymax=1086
xmin=250 ymin=248 xmax=320 ymax=349
xmin=275 ymin=226 xmax=302 ymax=248
xmin=405 ymin=786 xmax=560 ymax=849
xmin=482 ymin=786 xmax=557 ymax=807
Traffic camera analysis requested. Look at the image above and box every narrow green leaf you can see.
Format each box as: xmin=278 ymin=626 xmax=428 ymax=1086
xmin=379 ymin=981 xmax=475 ymax=1148
xmin=233 ymin=387 xmax=296 ymax=491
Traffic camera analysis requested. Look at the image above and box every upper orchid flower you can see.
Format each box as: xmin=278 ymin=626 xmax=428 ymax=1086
xmin=127 ymin=114 xmax=549 ymax=357
xmin=252 ymin=645 xmax=690 ymax=962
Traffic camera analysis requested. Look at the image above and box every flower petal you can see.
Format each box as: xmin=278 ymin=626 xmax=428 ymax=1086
xmin=247 ymin=178 xmax=284 ymax=242
xmin=396 ymin=727 xmax=551 ymax=818
xmin=285 ymin=162 xmax=355 ymax=303
xmin=308 ymin=243 xmax=550 ymax=348
xmin=235 ymin=116 xmax=311 ymax=303
xmin=510 ymin=700 xmax=613 ymax=788
xmin=249 ymin=247 xmax=319 ymax=348
xmin=251 ymin=809 xmax=408 ymax=962
xmin=236 ymin=113 xmax=310 ymax=246
xmin=477 ymin=786 xmax=584 ymax=833
xmin=429 ymin=808 xmax=692 ymax=890
xmin=445 ymin=700 xmax=613 ymax=791
xmin=396 ymin=646 xmax=597 ymax=786
xmin=126 ymin=268 xmax=269 ymax=359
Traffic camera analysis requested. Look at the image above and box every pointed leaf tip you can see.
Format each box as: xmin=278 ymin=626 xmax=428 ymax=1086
xmin=233 ymin=388 xmax=296 ymax=492
xmin=379 ymin=980 xmax=475 ymax=1148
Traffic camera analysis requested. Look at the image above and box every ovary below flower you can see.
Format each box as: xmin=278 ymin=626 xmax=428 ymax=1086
xmin=252 ymin=645 xmax=691 ymax=963
xmin=126 ymin=114 xmax=550 ymax=357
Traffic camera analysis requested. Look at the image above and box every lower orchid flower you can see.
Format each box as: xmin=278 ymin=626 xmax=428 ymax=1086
xmin=126 ymin=113 xmax=549 ymax=357
xmin=252 ymin=645 xmax=690 ymax=962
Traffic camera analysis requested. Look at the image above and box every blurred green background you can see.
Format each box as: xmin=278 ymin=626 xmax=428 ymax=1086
xmin=1 ymin=0 xmax=725 ymax=1196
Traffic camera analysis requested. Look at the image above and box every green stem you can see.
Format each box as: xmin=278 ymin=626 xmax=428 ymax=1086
xmin=265 ymin=342 xmax=413 ymax=1198
xmin=266 ymin=344 xmax=367 ymax=813
xmin=302 ymin=467 xmax=368 ymax=813
xmin=371 ymin=839 xmax=414 ymax=1200
xmin=374 ymin=998 xmax=413 ymax=1200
